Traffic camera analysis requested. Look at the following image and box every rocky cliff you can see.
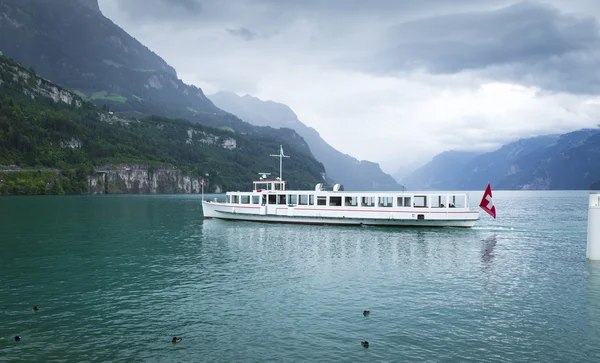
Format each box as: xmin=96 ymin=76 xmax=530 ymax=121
xmin=88 ymin=164 xmax=218 ymax=194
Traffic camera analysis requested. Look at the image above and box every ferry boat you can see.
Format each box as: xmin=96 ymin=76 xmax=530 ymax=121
xmin=201 ymin=146 xmax=481 ymax=228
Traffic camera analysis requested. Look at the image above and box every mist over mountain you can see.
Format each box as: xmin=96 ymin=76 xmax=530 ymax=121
xmin=209 ymin=91 xmax=403 ymax=191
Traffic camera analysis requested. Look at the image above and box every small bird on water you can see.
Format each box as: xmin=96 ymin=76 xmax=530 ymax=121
xmin=33 ymin=306 xmax=39 ymax=311
xmin=15 ymin=336 xmax=21 ymax=342
xmin=361 ymin=341 xmax=369 ymax=348
xmin=172 ymin=337 xmax=182 ymax=343
xmin=363 ymin=310 xmax=370 ymax=317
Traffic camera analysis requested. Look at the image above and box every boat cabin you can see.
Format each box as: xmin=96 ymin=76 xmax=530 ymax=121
xmin=226 ymin=182 xmax=470 ymax=210
xmin=253 ymin=179 xmax=286 ymax=192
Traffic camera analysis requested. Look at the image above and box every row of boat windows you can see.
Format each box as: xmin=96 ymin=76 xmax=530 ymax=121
xmin=227 ymin=194 xmax=466 ymax=208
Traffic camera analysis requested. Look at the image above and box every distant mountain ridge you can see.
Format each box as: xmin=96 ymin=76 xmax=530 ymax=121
xmin=209 ymin=91 xmax=403 ymax=191
xmin=401 ymin=129 xmax=600 ymax=190
xmin=399 ymin=150 xmax=483 ymax=190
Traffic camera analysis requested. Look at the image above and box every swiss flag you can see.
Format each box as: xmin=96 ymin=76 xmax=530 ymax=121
xmin=479 ymin=183 xmax=496 ymax=219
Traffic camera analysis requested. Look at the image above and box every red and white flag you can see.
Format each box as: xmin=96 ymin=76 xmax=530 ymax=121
xmin=479 ymin=183 xmax=496 ymax=219
xmin=201 ymin=179 xmax=205 ymax=187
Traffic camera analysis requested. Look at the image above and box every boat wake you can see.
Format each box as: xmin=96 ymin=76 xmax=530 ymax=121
xmin=473 ymin=226 xmax=514 ymax=231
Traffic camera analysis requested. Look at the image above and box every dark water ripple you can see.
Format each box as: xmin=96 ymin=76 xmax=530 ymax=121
xmin=1 ymin=192 xmax=600 ymax=362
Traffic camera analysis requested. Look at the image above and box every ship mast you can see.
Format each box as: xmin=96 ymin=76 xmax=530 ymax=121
xmin=270 ymin=145 xmax=290 ymax=182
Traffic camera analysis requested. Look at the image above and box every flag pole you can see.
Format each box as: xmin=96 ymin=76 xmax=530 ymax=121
xmin=270 ymin=145 xmax=290 ymax=182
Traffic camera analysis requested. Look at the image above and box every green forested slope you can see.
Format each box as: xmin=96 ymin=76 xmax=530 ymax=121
xmin=0 ymin=0 xmax=316 ymax=158
xmin=0 ymin=55 xmax=325 ymax=195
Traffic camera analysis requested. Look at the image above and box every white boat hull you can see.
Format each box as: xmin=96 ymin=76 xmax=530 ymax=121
xmin=202 ymin=201 xmax=479 ymax=228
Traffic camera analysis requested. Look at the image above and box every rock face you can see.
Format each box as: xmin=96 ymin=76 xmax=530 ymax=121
xmin=0 ymin=60 xmax=83 ymax=107
xmin=88 ymin=164 xmax=217 ymax=194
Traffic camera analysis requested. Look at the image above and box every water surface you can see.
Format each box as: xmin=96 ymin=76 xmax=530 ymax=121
xmin=1 ymin=191 xmax=599 ymax=362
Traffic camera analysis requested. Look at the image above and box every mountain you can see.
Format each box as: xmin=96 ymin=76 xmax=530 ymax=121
xmin=498 ymin=129 xmax=600 ymax=190
xmin=0 ymin=0 xmax=217 ymax=113
xmin=208 ymin=91 xmax=402 ymax=191
xmin=0 ymin=54 xmax=325 ymax=194
xmin=0 ymin=0 xmax=316 ymax=161
xmin=400 ymin=150 xmax=483 ymax=190
xmin=459 ymin=135 xmax=560 ymax=190
xmin=401 ymin=130 xmax=600 ymax=190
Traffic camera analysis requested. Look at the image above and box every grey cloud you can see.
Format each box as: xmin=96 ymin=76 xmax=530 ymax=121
xmin=104 ymin=0 xmax=509 ymax=24
xmin=384 ymin=2 xmax=596 ymax=71
xmin=106 ymin=0 xmax=202 ymax=21
xmin=168 ymin=0 xmax=202 ymax=13
xmin=101 ymin=0 xmax=600 ymax=94
xmin=226 ymin=27 xmax=258 ymax=41
xmin=363 ymin=1 xmax=600 ymax=93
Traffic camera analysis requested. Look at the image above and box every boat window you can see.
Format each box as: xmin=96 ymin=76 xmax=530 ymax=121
xmin=413 ymin=195 xmax=427 ymax=208
xmin=378 ymin=196 xmax=393 ymax=207
xmin=449 ymin=195 xmax=465 ymax=208
xmin=277 ymin=194 xmax=287 ymax=205
xmin=397 ymin=196 xmax=411 ymax=207
xmin=344 ymin=196 xmax=358 ymax=206
xmin=226 ymin=195 xmax=231 ymax=203
xmin=241 ymin=195 xmax=250 ymax=204
xmin=361 ymin=196 xmax=375 ymax=207
xmin=232 ymin=195 xmax=239 ymax=204
xmin=289 ymin=194 xmax=298 ymax=205
xmin=254 ymin=183 xmax=268 ymax=191
xmin=252 ymin=195 xmax=260 ymax=204
xmin=268 ymin=194 xmax=277 ymax=204
xmin=317 ymin=196 xmax=327 ymax=206
xmin=309 ymin=195 xmax=315 ymax=205
xmin=274 ymin=183 xmax=282 ymax=191
xmin=431 ymin=195 xmax=446 ymax=208
xmin=329 ymin=196 xmax=342 ymax=206
xmin=298 ymin=195 xmax=309 ymax=205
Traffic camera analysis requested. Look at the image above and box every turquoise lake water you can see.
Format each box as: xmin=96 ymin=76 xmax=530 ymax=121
xmin=1 ymin=191 xmax=600 ymax=362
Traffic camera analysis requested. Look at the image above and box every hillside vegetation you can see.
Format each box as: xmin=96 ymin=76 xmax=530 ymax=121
xmin=0 ymin=55 xmax=325 ymax=195
xmin=0 ymin=0 xmax=316 ymax=159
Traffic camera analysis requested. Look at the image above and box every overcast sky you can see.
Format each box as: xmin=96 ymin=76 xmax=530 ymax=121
xmin=99 ymin=0 xmax=600 ymax=175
